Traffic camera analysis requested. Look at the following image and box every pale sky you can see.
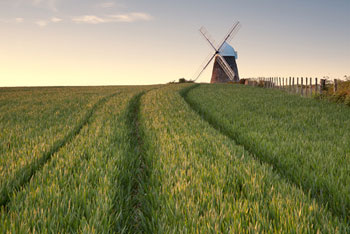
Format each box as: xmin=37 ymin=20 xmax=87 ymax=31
xmin=0 ymin=0 xmax=349 ymax=86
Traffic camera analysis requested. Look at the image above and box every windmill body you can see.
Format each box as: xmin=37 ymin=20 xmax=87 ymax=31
xmin=193 ymin=21 xmax=241 ymax=83
xmin=211 ymin=42 xmax=239 ymax=83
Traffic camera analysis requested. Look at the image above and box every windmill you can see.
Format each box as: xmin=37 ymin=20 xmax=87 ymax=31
xmin=193 ymin=21 xmax=241 ymax=83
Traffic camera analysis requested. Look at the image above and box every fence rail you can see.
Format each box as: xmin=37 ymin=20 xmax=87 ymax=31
xmin=242 ymin=77 xmax=341 ymax=97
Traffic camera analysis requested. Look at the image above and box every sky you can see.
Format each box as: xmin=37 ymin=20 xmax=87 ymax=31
xmin=0 ymin=0 xmax=349 ymax=86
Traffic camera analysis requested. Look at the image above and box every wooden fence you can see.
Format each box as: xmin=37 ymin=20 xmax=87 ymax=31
xmin=242 ymin=77 xmax=340 ymax=96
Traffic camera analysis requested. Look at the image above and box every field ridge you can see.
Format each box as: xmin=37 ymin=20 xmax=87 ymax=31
xmin=181 ymin=84 xmax=348 ymax=222
xmin=0 ymin=91 xmax=120 ymax=208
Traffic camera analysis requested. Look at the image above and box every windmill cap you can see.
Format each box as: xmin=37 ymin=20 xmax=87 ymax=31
xmin=219 ymin=42 xmax=238 ymax=58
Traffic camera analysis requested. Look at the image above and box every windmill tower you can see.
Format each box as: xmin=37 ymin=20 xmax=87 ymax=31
xmin=193 ymin=21 xmax=241 ymax=83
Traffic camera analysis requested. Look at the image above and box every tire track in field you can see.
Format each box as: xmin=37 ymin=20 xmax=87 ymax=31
xmin=180 ymin=84 xmax=347 ymax=222
xmin=112 ymin=89 xmax=157 ymax=233
xmin=0 ymin=92 xmax=120 ymax=209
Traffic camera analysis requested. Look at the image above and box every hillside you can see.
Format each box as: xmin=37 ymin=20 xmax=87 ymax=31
xmin=0 ymin=84 xmax=349 ymax=232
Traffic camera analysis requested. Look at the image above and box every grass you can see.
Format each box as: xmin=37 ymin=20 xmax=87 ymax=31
xmin=0 ymin=87 xmax=119 ymax=206
xmin=138 ymin=84 xmax=348 ymax=232
xmin=0 ymin=84 xmax=349 ymax=232
xmin=185 ymin=84 xmax=350 ymax=222
xmin=0 ymin=86 xmax=152 ymax=232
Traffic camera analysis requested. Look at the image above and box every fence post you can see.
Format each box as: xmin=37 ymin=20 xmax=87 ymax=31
xmin=292 ymin=77 xmax=295 ymax=93
xmin=301 ymin=77 xmax=304 ymax=96
xmin=297 ymin=77 xmax=299 ymax=94
xmin=334 ymin=79 xmax=338 ymax=93
xmin=310 ymin=77 xmax=312 ymax=96
xmin=315 ymin=78 xmax=318 ymax=94
xmin=284 ymin=77 xmax=288 ymax=90
xmin=279 ymin=77 xmax=281 ymax=89
xmin=271 ymin=78 xmax=273 ymax=88
xmin=285 ymin=77 xmax=287 ymax=90
xmin=320 ymin=79 xmax=326 ymax=94
xmin=306 ymin=78 xmax=309 ymax=96
xmin=263 ymin=78 xmax=265 ymax=88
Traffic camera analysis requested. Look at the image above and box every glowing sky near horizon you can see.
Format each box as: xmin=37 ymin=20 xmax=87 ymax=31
xmin=0 ymin=0 xmax=349 ymax=86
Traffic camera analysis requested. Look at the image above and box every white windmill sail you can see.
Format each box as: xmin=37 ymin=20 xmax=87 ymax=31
xmin=216 ymin=54 xmax=236 ymax=81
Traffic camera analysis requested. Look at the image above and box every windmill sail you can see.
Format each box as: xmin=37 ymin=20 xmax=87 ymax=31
xmin=216 ymin=54 xmax=236 ymax=81
xmin=217 ymin=21 xmax=241 ymax=51
xmin=193 ymin=53 xmax=216 ymax=81
xmin=199 ymin=26 xmax=218 ymax=50
xmin=192 ymin=21 xmax=241 ymax=82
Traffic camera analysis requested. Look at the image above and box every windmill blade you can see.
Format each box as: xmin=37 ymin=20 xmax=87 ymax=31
xmin=216 ymin=54 xmax=236 ymax=81
xmin=217 ymin=21 xmax=241 ymax=51
xmin=199 ymin=26 xmax=218 ymax=51
xmin=225 ymin=23 xmax=241 ymax=44
xmin=192 ymin=53 xmax=216 ymax=81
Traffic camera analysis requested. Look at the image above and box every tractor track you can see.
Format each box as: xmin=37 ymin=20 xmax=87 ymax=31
xmin=0 ymin=91 xmax=120 ymax=209
xmin=112 ymin=88 xmax=161 ymax=233
xmin=180 ymin=84 xmax=348 ymax=223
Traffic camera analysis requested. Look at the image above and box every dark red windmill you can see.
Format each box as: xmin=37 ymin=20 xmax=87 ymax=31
xmin=193 ymin=21 xmax=241 ymax=83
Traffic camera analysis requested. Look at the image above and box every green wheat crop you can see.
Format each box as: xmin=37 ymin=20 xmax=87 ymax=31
xmin=0 ymin=84 xmax=348 ymax=233
xmin=138 ymin=84 xmax=348 ymax=233
xmin=186 ymin=84 xmax=350 ymax=222
xmin=0 ymin=86 xmax=151 ymax=232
